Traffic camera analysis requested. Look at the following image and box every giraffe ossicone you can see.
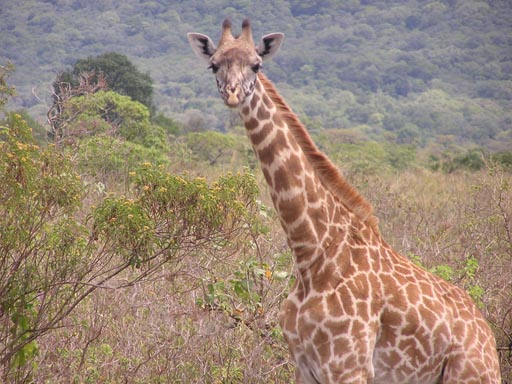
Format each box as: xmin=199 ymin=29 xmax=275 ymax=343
xmin=188 ymin=19 xmax=501 ymax=384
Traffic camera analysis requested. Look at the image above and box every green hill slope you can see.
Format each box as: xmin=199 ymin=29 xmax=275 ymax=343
xmin=1 ymin=0 xmax=511 ymax=149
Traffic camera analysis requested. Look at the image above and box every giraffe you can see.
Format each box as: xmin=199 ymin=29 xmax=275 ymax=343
xmin=187 ymin=19 xmax=501 ymax=384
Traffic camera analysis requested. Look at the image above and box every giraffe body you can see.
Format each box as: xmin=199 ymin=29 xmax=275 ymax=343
xmin=188 ymin=19 xmax=501 ymax=384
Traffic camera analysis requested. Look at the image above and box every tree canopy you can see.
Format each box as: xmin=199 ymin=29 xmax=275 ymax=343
xmin=54 ymin=52 xmax=154 ymax=111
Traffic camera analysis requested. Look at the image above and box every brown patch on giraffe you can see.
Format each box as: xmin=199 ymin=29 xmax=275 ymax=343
xmin=337 ymin=244 xmax=358 ymax=276
xmin=257 ymin=129 xmax=287 ymax=165
xmin=384 ymin=276 xmax=409 ymax=311
xmin=424 ymin=296 xmax=444 ymax=316
xmin=286 ymin=130 xmax=300 ymax=151
xmin=289 ymin=219 xmax=316 ymax=244
xmin=308 ymin=206 xmax=327 ymax=238
xmin=284 ymin=152 xmax=304 ymax=177
xmin=418 ymin=303 xmax=438 ymax=330
xmin=381 ymin=308 xmax=403 ymax=329
xmin=257 ymin=145 xmax=275 ymax=165
xmin=351 ymin=320 xmax=367 ymax=340
xmin=341 ymin=354 xmax=358 ymax=371
xmin=292 ymin=244 xmax=316 ymax=265
xmin=432 ymin=322 xmax=451 ymax=352
xmin=311 ymin=261 xmax=337 ymax=292
xmin=300 ymin=296 xmax=324 ymax=322
xmin=351 ymin=248 xmax=371 ymax=272
xmin=452 ymin=319 xmax=467 ymax=343
xmin=347 ymin=273 xmax=370 ymax=301
xmin=348 ymin=225 xmax=366 ymax=246
xmin=332 ymin=335 xmax=352 ymax=358
xmin=401 ymin=311 xmax=419 ymax=340
xmin=325 ymin=293 xmax=344 ymax=318
xmin=320 ymin=235 xmax=334 ymax=253
xmin=262 ymin=168 xmax=273 ymax=189
xmin=367 ymin=271 xmax=382 ymax=294
xmin=273 ymin=172 xmax=295 ymax=194
xmin=250 ymin=122 xmax=273 ymax=146
xmin=326 ymin=319 xmax=351 ymax=339
xmin=404 ymin=282 xmax=422 ymax=304
xmin=274 ymin=155 xmax=303 ymax=193
xmin=245 ymin=117 xmax=259 ymax=130
xmin=313 ymin=328 xmax=331 ymax=363
xmin=262 ymin=93 xmax=273 ymax=109
xmin=394 ymin=263 xmax=415 ymax=277
xmin=369 ymin=249 xmax=383 ymax=272
xmin=241 ymin=106 xmax=250 ymax=115
xmin=356 ymin=301 xmax=370 ymax=322
xmin=418 ymin=280 xmax=435 ymax=298
xmin=417 ymin=323 xmax=433 ymax=352
xmin=298 ymin=319 xmax=317 ymax=343
xmin=385 ymin=349 xmax=403 ymax=365
xmin=277 ymin=194 xmax=305 ymax=224
xmin=361 ymin=221 xmax=380 ymax=242
xmin=457 ymin=307 xmax=474 ymax=323
xmin=257 ymin=104 xmax=271 ymax=120
xmin=304 ymin=175 xmax=320 ymax=203
xmin=250 ymin=93 xmax=260 ymax=110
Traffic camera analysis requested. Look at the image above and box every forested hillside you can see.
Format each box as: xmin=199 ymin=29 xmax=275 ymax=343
xmin=1 ymin=0 xmax=511 ymax=150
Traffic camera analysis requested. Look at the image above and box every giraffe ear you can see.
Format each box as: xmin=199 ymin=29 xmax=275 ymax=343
xmin=187 ymin=33 xmax=217 ymax=62
xmin=257 ymin=33 xmax=284 ymax=61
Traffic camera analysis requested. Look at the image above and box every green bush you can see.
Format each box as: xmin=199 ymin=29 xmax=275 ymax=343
xmin=61 ymin=90 xmax=157 ymax=145
xmin=0 ymin=113 xmax=86 ymax=379
xmin=0 ymin=111 xmax=265 ymax=381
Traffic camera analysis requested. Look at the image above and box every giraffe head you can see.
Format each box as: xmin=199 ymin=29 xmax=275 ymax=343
xmin=188 ymin=19 xmax=284 ymax=108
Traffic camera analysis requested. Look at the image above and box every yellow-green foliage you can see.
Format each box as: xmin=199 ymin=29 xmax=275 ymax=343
xmin=0 ymin=113 xmax=86 ymax=376
xmin=62 ymin=90 xmax=156 ymax=145
xmin=0 ymin=111 xmax=269 ymax=382
xmin=92 ymin=162 xmax=261 ymax=265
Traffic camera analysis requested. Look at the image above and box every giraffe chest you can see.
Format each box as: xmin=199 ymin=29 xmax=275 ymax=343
xmin=278 ymin=277 xmax=451 ymax=384
xmin=279 ymin=283 xmax=381 ymax=384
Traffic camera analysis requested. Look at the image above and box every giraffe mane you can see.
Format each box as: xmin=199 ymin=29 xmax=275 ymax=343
xmin=257 ymin=73 xmax=380 ymax=234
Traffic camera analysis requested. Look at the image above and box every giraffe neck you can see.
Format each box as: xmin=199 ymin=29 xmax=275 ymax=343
xmin=238 ymin=73 xmax=379 ymax=279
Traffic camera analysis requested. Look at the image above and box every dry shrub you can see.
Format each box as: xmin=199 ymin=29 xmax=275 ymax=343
xmin=33 ymin=229 xmax=294 ymax=383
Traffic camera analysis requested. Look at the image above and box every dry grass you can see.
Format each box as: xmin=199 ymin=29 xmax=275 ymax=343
xmin=26 ymin=165 xmax=512 ymax=383
xmin=33 ymin=225 xmax=294 ymax=383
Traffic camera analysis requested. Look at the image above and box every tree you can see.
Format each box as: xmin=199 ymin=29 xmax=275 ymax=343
xmin=62 ymin=90 xmax=153 ymax=144
xmin=0 ymin=115 xmax=262 ymax=382
xmin=185 ymin=131 xmax=251 ymax=167
xmin=53 ymin=52 xmax=154 ymax=112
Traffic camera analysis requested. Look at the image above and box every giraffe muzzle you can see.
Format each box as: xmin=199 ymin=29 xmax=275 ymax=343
xmin=225 ymin=86 xmax=241 ymax=107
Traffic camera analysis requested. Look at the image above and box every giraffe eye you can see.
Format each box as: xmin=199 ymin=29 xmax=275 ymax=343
xmin=251 ymin=63 xmax=261 ymax=73
xmin=208 ymin=63 xmax=219 ymax=74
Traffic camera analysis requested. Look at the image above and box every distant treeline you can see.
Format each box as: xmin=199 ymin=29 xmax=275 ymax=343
xmin=1 ymin=0 xmax=511 ymax=151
